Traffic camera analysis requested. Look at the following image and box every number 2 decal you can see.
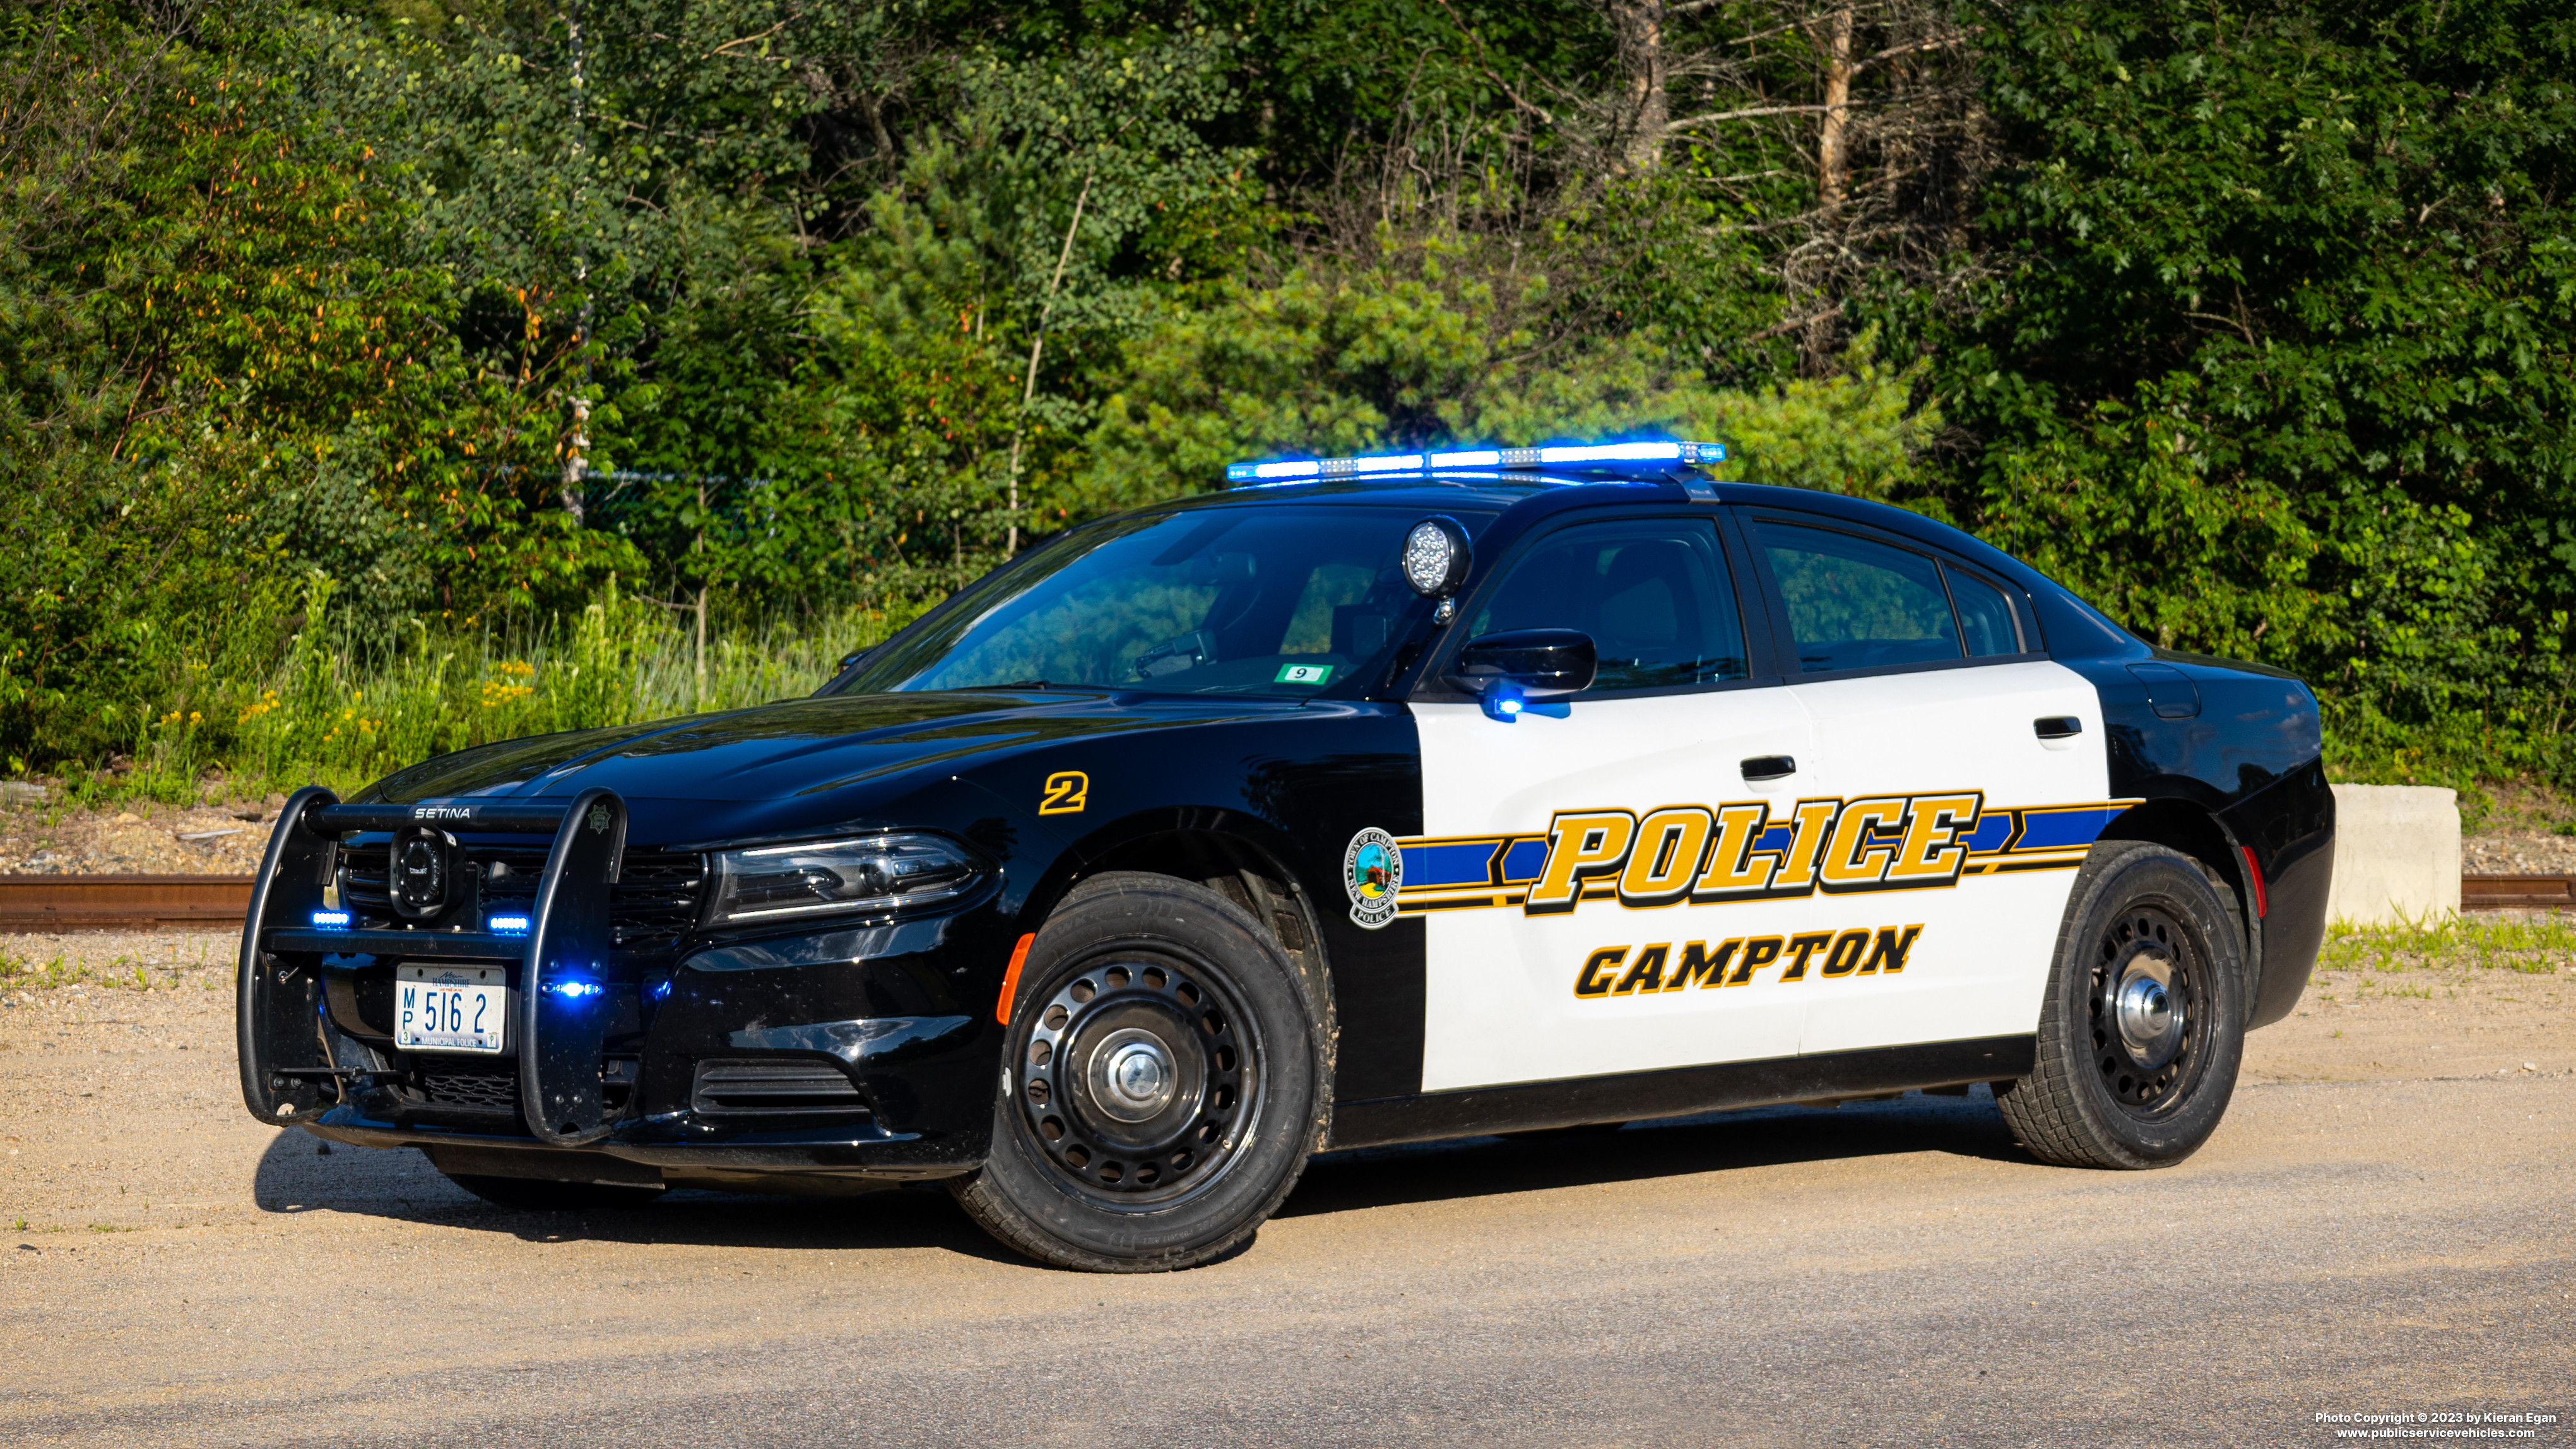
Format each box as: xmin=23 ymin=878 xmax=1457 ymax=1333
xmin=1040 ymin=771 xmax=1089 ymax=815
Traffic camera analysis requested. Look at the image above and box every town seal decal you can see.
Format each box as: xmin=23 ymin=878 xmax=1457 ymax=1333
xmin=1343 ymin=827 xmax=1403 ymax=930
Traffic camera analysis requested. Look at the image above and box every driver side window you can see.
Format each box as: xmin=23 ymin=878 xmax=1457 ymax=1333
xmin=1468 ymin=519 xmax=1750 ymax=692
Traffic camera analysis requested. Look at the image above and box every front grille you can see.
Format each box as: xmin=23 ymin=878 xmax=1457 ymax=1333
xmin=340 ymin=841 xmax=706 ymax=953
xmin=413 ymin=1058 xmax=521 ymax=1113
xmin=691 ymin=1059 xmax=869 ymax=1118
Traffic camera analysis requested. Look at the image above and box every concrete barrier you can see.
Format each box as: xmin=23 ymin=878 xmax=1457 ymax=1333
xmin=2324 ymin=784 xmax=2461 ymax=926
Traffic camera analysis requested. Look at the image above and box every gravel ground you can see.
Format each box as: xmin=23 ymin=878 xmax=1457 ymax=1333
xmin=0 ymin=799 xmax=280 ymax=875
xmin=0 ymin=932 xmax=2570 ymax=1447
xmin=2464 ymin=831 xmax=2576 ymax=874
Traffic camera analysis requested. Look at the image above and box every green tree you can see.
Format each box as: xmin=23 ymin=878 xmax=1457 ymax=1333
xmin=1944 ymin=0 xmax=2576 ymax=777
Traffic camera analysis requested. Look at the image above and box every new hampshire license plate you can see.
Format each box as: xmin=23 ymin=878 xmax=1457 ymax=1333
xmin=396 ymin=964 xmax=509 ymax=1055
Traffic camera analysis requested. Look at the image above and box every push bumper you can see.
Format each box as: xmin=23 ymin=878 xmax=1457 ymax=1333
xmin=237 ymin=787 xmax=1005 ymax=1183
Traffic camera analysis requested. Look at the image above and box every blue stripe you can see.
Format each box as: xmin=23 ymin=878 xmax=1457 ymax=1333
xmin=2014 ymin=805 xmax=2126 ymax=851
xmin=1962 ymin=812 xmax=2017 ymax=853
xmin=1403 ymin=841 xmax=1503 ymax=889
xmin=1499 ymin=838 xmax=1550 ymax=883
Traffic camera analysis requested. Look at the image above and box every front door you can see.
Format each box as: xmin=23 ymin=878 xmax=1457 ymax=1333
xmin=1408 ymin=512 xmax=1816 ymax=1092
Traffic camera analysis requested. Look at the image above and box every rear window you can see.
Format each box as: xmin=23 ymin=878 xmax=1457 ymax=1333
xmin=1756 ymin=521 xmax=1982 ymax=673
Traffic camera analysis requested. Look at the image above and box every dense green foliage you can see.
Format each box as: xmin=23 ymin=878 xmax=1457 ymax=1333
xmin=1 ymin=0 xmax=2568 ymax=799
xmin=1943 ymin=1 xmax=2576 ymax=784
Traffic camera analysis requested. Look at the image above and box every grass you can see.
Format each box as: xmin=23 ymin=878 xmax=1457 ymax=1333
xmin=9 ymin=580 xmax=934 ymax=808
xmin=0 ymin=945 xmax=227 ymax=995
xmin=2317 ymin=911 xmax=2576 ymax=976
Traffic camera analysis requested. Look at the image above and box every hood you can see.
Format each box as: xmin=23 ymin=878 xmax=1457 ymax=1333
xmin=357 ymin=690 xmax=1297 ymax=838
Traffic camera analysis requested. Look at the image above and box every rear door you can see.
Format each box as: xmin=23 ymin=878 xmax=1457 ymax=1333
xmin=1408 ymin=510 xmax=1817 ymax=1091
xmin=1742 ymin=512 xmax=2119 ymax=1056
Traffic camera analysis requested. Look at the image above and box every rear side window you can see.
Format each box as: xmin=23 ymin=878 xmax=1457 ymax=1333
xmin=1468 ymin=518 xmax=1751 ymax=692
xmin=1756 ymin=520 xmax=2035 ymax=674
xmin=1946 ymin=565 xmax=2022 ymax=658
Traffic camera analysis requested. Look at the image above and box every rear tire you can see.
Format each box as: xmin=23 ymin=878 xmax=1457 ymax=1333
xmin=1996 ymin=840 xmax=2245 ymax=1169
xmin=951 ymin=872 xmax=1328 ymax=1272
xmin=442 ymin=1173 xmax=665 ymax=1211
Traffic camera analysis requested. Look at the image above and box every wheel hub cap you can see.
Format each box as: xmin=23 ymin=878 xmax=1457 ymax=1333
xmin=2110 ymin=953 xmax=2185 ymax=1070
xmin=1090 ymin=1029 xmax=1178 ymax=1121
xmin=1013 ymin=954 xmax=1258 ymax=1206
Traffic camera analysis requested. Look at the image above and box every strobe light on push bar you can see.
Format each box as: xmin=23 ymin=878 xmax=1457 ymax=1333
xmin=1225 ymin=439 xmax=1727 ymax=483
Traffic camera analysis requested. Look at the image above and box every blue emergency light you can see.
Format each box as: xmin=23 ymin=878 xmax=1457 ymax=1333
xmin=1226 ymin=439 xmax=1726 ymax=485
xmin=310 ymin=908 xmax=352 ymax=930
xmin=487 ymin=913 xmax=532 ymax=935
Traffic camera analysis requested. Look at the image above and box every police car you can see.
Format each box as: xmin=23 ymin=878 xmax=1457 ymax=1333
xmin=236 ymin=441 xmax=2334 ymax=1272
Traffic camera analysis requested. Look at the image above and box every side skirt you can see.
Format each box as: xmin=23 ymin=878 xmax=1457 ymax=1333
xmin=1326 ymin=1034 xmax=2036 ymax=1151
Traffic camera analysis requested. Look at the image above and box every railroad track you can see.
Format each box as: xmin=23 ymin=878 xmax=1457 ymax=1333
xmin=2461 ymin=873 xmax=2576 ymax=909
xmin=0 ymin=874 xmax=256 ymax=933
xmin=1 ymin=872 xmax=2571 ymax=933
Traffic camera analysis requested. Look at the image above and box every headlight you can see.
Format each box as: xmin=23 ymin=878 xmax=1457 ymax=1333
xmin=706 ymin=834 xmax=983 ymax=925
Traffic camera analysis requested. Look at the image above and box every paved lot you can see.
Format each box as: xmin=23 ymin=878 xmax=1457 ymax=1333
xmin=2 ymin=935 xmax=2570 ymax=1448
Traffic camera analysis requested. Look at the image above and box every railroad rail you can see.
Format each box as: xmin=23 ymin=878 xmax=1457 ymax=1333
xmin=0 ymin=874 xmax=256 ymax=933
xmin=2461 ymin=874 xmax=2576 ymax=910
xmin=1 ymin=871 xmax=2572 ymax=933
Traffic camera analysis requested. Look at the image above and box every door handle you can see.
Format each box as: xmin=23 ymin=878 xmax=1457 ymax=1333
xmin=1740 ymin=755 xmax=1797 ymax=782
xmin=2033 ymin=716 xmax=2083 ymax=740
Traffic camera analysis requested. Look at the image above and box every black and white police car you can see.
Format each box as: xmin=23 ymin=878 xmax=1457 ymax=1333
xmin=237 ymin=440 xmax=2334 ymax=1271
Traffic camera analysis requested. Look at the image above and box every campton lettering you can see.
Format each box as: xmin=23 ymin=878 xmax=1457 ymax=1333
xmin=1573 ymin=925 xmax=1925 ymax=998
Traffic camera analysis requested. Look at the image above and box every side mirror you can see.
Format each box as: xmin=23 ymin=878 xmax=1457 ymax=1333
xmin=1445 ymin=629 xmax=1596 ymax=721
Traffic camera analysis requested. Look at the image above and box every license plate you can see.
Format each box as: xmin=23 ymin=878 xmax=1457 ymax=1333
xmin=396 ymin=964 xmax=510 ymax=1055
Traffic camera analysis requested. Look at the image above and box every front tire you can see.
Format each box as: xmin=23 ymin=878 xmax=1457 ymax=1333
xmin=1997 ymin=840 xmax=2245 ymax=1169
xmin=952 ymin=872 xmax=1328 ymax=1272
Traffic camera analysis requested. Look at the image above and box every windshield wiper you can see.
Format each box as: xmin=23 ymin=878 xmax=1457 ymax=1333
xmin=956 ymin=680 xmax=1053 ymax=690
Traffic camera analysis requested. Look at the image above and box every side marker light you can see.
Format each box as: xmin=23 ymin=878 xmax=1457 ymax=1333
xmin=996 ymin=932 xmax=1036 ymax=1025
xmin=2238 ymin=844 xmax=2269 ymax=918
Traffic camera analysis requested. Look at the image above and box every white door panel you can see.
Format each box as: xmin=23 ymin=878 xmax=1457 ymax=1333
xmin=1784 ymin=659 xmax=2113 ymax=1053
xmin=1412 ymin=689 xmax=1814 ymax=1091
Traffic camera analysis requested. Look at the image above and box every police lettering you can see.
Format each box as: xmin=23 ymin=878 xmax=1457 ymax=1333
xmin=1530 ymin=792 xmax=1981 ymax=915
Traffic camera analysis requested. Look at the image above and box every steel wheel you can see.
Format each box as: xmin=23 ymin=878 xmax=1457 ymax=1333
xmin=2087 ymin=905 xmax=2214 ymax=1116
xmin=952 ymin=872 xmax=1327 ymax=1271
xmin=1013 ymin=942 xmax=1265 ymax=1208
xmin=1998 ymin=840 xmax=2246 ymax=1169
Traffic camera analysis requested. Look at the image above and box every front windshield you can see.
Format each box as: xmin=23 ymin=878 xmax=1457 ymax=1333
xmin=837 ymin=506 xmax=1483 ymax=698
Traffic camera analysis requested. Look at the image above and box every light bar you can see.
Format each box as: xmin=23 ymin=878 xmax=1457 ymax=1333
xmin=1226 ymin=440 xmax=1725 ymax=485
xmin=487 ymin=913 xmax=533 ymax=935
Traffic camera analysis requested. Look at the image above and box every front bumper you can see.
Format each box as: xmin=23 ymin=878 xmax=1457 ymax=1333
xmin=239 ymin=788 xmax=1010 ymax=1183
